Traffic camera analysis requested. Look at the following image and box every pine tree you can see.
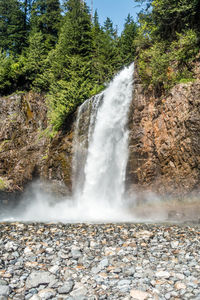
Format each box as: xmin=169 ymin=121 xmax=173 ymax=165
xmin=119 ymin=14 xmax=138 ymax=65
xmin=91 ymin=12 xmax=119 ymax=83
xmin=103 ymin=17 xmax=117 ymax=39
xmin=0 ymin=0 xmax=26 ymax=54
xmin=30 ymin=0 xmax=61 ymax=49
xmin=59 ymin=0 xmax=92 ymax=57
xmin=23 ymin=31 xmax=46 ymax=88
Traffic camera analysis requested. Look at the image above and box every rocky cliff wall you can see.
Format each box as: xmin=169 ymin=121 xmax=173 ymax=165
xmin=126 ymin=66 xmax=200 ymax=197
xmin=0 ymin=92 xmax=74 ymax=201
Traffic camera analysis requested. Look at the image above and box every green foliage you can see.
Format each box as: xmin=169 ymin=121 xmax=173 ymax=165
xmin=0 ymin=177 xmax=8 ymax=191
xmin=0 ymin=52 xmax=14 ymax=94
xmin=136 ymin=0 xmax=200 ymax=41
xmin=30 ymin=0 xmax=61 ymax=49
xmin=0 ymin=0 xmax=26 ymax=54
xmin=0 ymin=0 xmax=139 ymax=130
xmin=22 ymin=31 xmax=47 ymax=90
xmin=151 ymin=0 xmax=200 ymax=41
xmin=135 ymin=0 xmax=200 ymax=92
xmin=58 ymin=0 xmax=92 ymax=57
xmin=119 ymin=14 xmax=138 ymax=65
xmin=138 ymin=30 xmax=199 ymax=91
xmin=47 ymin=56 xmax=100 ymax=131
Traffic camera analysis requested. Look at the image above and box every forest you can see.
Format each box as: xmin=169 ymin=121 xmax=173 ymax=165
xmin=0 ymin=0 xmax=200 ymax=131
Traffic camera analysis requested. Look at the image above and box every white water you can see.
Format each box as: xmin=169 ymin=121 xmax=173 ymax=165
xmin=1 ymin=64 xmax=137 ymax=222
xmin=74 ymin=64 xmax=134 ymax=217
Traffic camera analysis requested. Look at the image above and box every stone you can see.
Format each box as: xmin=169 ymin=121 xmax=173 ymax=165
xmin=24 ymin=247 xmax=33 ymax=256
xmin=49 ymin=265 xmax=59 ymax=274
xmin=174 ymin=282 xmax=187 ymax=290
xmin=155 ymin=271 xmax=170 ymax=279
xmin=38 ymin=288 xmax=56 ymax=299
xmin=58 ymin=281 xmax=74 ymax=294
xmin=70 ymin=284 xmax=87 ymax=298
xmin=171 ymin=241 xmax=179 ymax=249
xmin=0 ymin=286 xmax=10 ymax=296
xmin=117 ymin=280 xmax=131 ymax=292
xmin=175 ymin=273 xmax=185 ymax=280
xmin=130 ymin=289 xmax=149 ymax=300
xmin=71 ymin=249 xmax=82 ymax=259
xmin=29 ymin=296 xmax=40 ymax=300
xmin=26 ymin=272 xmax=56 ymax=289
xmin=135 ymin=231 xmax=153 ymax=239
xmin=0 ymin=222 xmax=199 ymax=300
xmin=98 ymin=258 xmax=109 ymax=269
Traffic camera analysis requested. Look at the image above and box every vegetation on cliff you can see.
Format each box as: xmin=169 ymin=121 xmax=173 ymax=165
xmin=135 ymin=0 xmax=200 ymax=94
xmin=0 ymin=0 xmax=199 ymax=129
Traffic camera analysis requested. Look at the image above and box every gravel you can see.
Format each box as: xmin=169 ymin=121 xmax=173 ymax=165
xmin=0 ymin=222 xmax=199 ymax=299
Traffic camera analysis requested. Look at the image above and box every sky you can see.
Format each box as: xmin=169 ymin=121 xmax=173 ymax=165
xmin=85 ymin=0 xmax=142 ymax=34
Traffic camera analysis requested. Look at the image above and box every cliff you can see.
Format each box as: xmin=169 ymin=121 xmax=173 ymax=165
xmin=0 ymin=68 xmax=200 ymax=201
xmin=127 ymin=65 xmax=200 ymax=197
xmin=0 ymin=92 xmax=73 ymax=202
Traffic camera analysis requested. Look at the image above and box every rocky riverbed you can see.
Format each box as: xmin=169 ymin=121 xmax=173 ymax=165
xmin=0 ymin=222 xmax=199 ymax=300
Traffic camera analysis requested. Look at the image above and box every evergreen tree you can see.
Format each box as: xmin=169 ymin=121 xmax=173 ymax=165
xmin=30 ymin=0 xmax=61 ymax=48
xmin=20 ymin=0 xmax=33 ymax=33
xmin=0 ymin=0 xmax=25 ymax=54
xmin=119 ymin=14 xmax=138 ymax=65
xmin=91 ymin=11 xmax=122 ymax=84
xmin=103 ymin=17 xmax=117 ymax=39
xmin=58 ymin=0 xmax=92 ymax=57
xmin=46 ymin=0 xmax=94 ymax=130
xmin=23 ymin=31 xmax=47 ymax=89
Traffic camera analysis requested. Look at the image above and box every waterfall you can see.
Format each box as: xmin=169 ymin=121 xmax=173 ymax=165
xmin=73 ymin=64 xmax=134 ymax=217
xmin=1 ymin=64 xmax=134 ymax=222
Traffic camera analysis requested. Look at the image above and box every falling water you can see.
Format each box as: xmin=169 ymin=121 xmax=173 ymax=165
xmin=0 ymin=64 xmax=135 ymax=222
xmin=73 ymin=63 xmax=134 ymax=218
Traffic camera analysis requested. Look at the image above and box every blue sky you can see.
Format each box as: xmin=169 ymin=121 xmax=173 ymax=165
xmin=85 ymin=0 xmax=142 ymax=34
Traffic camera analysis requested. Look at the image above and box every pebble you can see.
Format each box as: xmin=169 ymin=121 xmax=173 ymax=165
xmin=0 ymin=285 xmax=10 ymax=296
xmin=38 ymin=288 xmax=56 ymax=299
xmin=57 ymin=280 xmax=74 ymax=294
xmin=130 ymin=289 xmax=149 ymax=300
xmin=155 ymin=271 xmax=170 ymax=278
xmin=26 ymin=271 xmax=56 ymax=289
xmin=0 ymin=222 xmax=199 ymax=299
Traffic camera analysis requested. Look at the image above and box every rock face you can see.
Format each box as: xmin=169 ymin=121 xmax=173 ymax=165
xmin=126 ymin=65 xmax=200 ymax=196
xmin=0 ymin=68 xmax=200 ymax=200
xmin=0 ymin=92 xmax=74 ymax=201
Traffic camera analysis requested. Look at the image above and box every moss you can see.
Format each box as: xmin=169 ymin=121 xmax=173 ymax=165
xmin=38 ymin=127 xmax=56 ymax=140
xmin=178 ymin=78 xmax=196 ymax=84
xmin=0 ymin=178 xmax=7 ymax=191
xmin=42 ymin=154 xmax=48 ymax=160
